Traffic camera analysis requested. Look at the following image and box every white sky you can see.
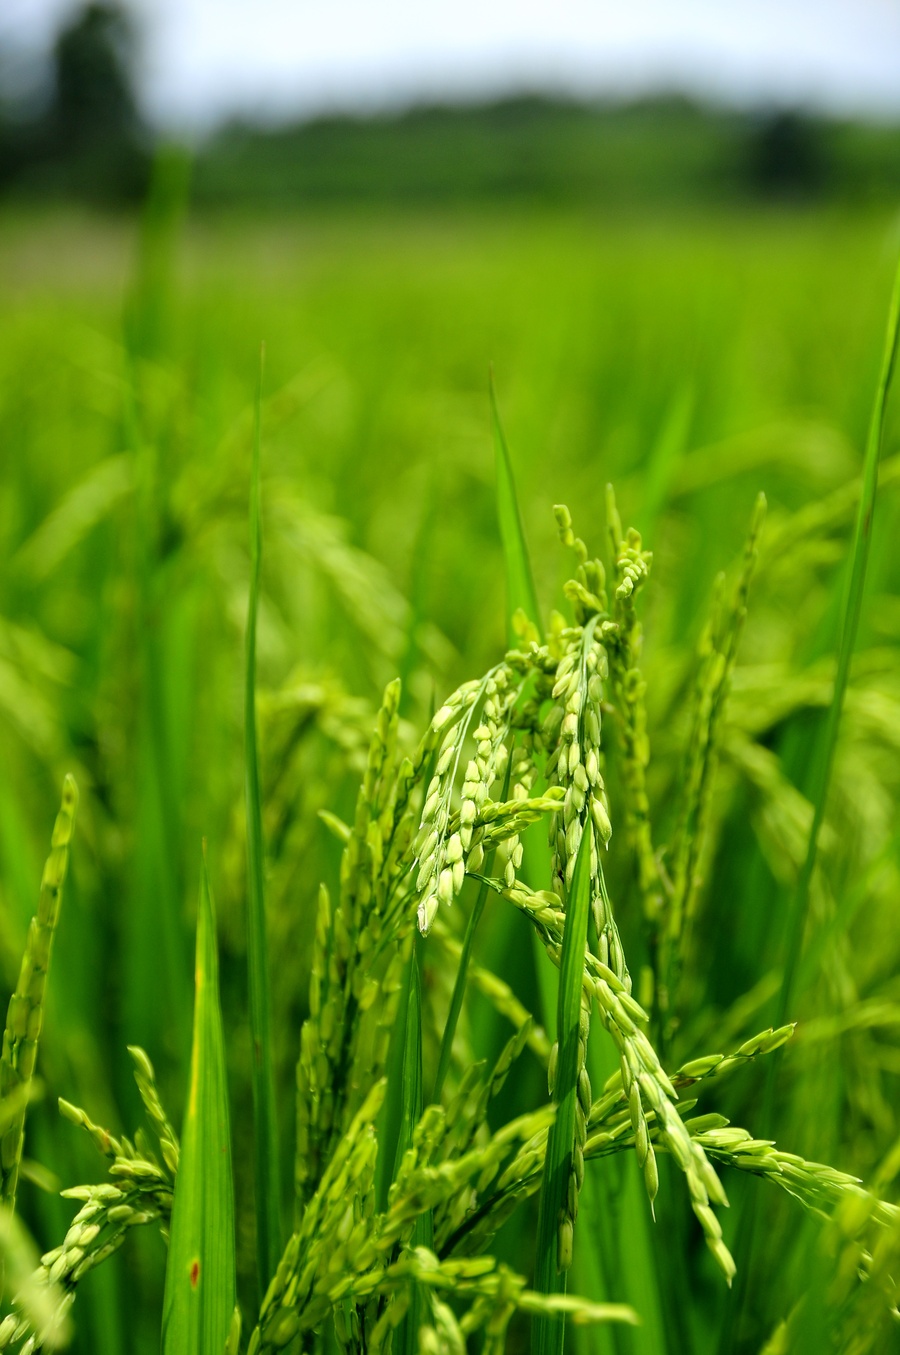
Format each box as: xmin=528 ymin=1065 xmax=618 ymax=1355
xmin=4 ymin=0 xmax=900 ymax=129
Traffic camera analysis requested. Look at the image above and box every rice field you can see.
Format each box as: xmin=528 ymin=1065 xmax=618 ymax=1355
xmin=0 ymin=196 xmax=899 ymax=1353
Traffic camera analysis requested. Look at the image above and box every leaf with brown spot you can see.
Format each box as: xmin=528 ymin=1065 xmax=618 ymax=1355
xmin=162 ymin=847 xmax=237 ymax=1354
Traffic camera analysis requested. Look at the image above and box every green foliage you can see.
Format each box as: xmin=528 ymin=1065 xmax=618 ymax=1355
xmin=5 ymin=492 xmax=900 ymax=1355
xmin=392 ymin=948 xmax=431 ymax=1355
xmin=244 ymin=346 xmax=283 ymax=1293
xmin=776 ymin=253 xmax=900 ymax=1032
xmin=0 ymin=2 xmax=149 ymax=204
xmin=162 ymin=852 xmax=237 ymax=1354
xmin=1 ymin=203 xmax=900 ymax=1355
xmin=534 ymin=826 xmax=592 ymax=1354
xmin=0 ymin=777 xmax=77 ymax=1213
xmin=0 ymin=1044 xmax=177 ymax=1349
xmin=187 ymin=98 xmax=900 ymax=210
xmin=493 ymin=371 xmax=542 ymax=646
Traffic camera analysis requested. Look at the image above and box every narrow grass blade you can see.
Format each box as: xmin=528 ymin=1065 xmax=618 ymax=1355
xmin=533 ymin=825 xmax=592 ymax=1355
xmin=433 ymin=878 xmax=489 ymax=1105
xmin=775 ymin=254 xmax=900 ymax=1029
xmin=721 ymin=254 xmax=900 ymax=1355
xmin=635 ymin=383 xmax=693 ymax=543
xmin=375 ymin=934 xmax=413 ymax=1214
xmin=120 ymin=370 xmax=190 ymax=1070
xmin=0 ymin=775 xmax=78 ymax=1213
xmin=492 ymin=389 xmax=549 ymax=1031
xmin=0 ymin=1205 xmax=72 ymax=1347
xmin=492 ymin=422 xmax=625 ymax=1341
xmin=124 ymin=142 xmax=191 ymax=360
xmin=119 ymin=141 xmax=193 ymax=1076
xmin=492 ymin=369 xmax=543 ymax=643
xmin=665 ymin=492 xmax=766 ymax=1009
xmin=245 ymin=342 xmax=284 ymax=1291
xmin=434 ymin=756 xmax=513 ymax=1103
xmin=495 ymin=419 xmax=638 ymax=1350
xmin=579 ymin=1030 xmax=668 ymax=1355
xmin=394 ymin=945 xmax=433 ymax=1355
xmin=0 ymin=771 xmax=40 ymax=939
xmin=12 ymin=455 xmax=133 ymax=583
xmin=393 ymin=944 xmax=426 ymax=1182
xmin=162 ymin=847 xmax=237 ymax=1355
xmin=398 ymin=472 xmax=439 ymax=715
xmin=796 ymin=826 xmax=900 ymax=998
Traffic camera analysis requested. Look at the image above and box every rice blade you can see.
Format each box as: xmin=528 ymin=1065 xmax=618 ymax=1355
xmin=492 ymin=369 xmax=542 ymax=642
xmin=244 ymin=342 xmax=284 ymax=1291
xmin=533 ymin=824 xmax=592 ymax=1355
xmin=775 ymin=251 xmax=900 ymax=1028
xmin=0 ymin=775 xmax=78 ymax=1213
xmin=393 ymin=945 xmax=433 ymax=1355
xmin=161 ymin=847 xmax=237 ymax=1355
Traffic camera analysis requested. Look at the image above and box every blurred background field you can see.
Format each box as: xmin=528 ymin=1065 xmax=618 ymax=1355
xmin=1 ymin=3 xmax=900 ymax=1353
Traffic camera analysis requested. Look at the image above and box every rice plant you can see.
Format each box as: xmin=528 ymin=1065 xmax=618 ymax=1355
xmin=2 ymin=177 xmax=900 ymax=1354
xmin=1 ymin=275 xmax=898 ymax=1349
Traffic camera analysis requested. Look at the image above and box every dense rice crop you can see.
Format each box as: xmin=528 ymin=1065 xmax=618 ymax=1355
xmin=1 ymin=194 xmax=900 ymax=1353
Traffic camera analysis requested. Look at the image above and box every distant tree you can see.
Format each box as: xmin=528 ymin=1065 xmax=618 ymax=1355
xmin=745 ymin=110 xmax=828 ymax=198
xmin=48 ymin=1 xmax=149 ymax=200
xmin=0 ymin=1 xmax=149 ymax=203
xmin=53 ymin=2 xmax=140 ymax=153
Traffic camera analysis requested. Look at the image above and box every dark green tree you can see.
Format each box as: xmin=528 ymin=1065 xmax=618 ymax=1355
xmin=49 ymin=1 xmax=149 ymax=200
xmin=0 ymin=2 xmax=149 ymax=202
xmin=54 ymin=3 xmax=139 ymax=152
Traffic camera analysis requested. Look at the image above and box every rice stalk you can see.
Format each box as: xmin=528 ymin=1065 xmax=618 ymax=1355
xmin=295 ymin=678 xmax=417 ymax=1212
xmin=0 ymin=777 xmax=78 ymax=1214
xmin=720 ymin=249 xmax=900 ymax=1354
xmin=533 ymin=825 xmax=593 ymax=1355
xmin=244 ymin=343 xmax=284 ymax=1291
xmin=6 ymin=289 xmax=900 ymax=1352
xmin=595 ymin=490 xmax=664 ymax=949
xmin=0 ymin=1209 xmax=71 ymax=1353
xmin=391 ymin=946 xmax=432 ymax=1355
xmin=161 ymin=848 xmax=237 ymax=1354
xmin=0 ymin=1052 xmax=177 ymax=1351
xmin=775 ymin=252 xmax=900 ymax=1032
xmin=491 ymin=370 xmax=542 ymax=645
xmin=662 ymin=491 xmax=766 ymax=1024
xmin=433 ymin=756 xmax=514 ymax=1102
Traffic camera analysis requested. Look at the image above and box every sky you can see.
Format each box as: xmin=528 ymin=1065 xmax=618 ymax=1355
xmin=4 ymin=0 xmax=900 ymax=130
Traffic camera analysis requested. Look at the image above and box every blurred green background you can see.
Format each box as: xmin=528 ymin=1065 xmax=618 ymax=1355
xmin=1 ymin=3 xmax=900 ymax=1352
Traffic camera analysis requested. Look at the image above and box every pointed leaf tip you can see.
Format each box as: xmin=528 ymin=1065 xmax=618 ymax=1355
xmin=162 ymin=850 xmax=236 ymax=1354
xmin=491 ymin=372 xmax=542 ymax=644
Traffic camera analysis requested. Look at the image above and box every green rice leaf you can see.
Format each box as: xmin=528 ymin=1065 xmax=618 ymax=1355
xmin=120 ymin=355 xmax=191 ymax=1074
xmin=578 ymin=1035 xmax=667 ymax=1355
xmin=776 ymin=251 xmax=900 ymax=1028
xmin=375 ymin=933 xmax=414 ymax=1215
xmin=162 ymin=847 xmax=237 ymax=1355
xmin=394 ymin=946 xmax=425 ymax=1184
xmin=491 ymin=374 xmax=610 ymax=1341
xmin=434 ymin=756 xmax=514 ymax=1103
xmin=0 ymin=1204 xmax=72 ymax=1348
xmin=394 ymin=945 xmax=433 ymax=1355
xmin=13 ymin=455 xmax=133 ymax=582
xmin=433 ymin=877 xmax=489 ymax=1106
xmin=492 ymin=370 xmax=542 ymax=642
xmin=245 ymin=342 xmax=284 ymax=1291
xmin=796 ymin=826 xmax=900 ymax=999
xmin=533 ymin=824 xmax=592 ymax=1355
xmin=723 ymin=251 xmax=900 ymax=1355
xmin=0 ymin=775 xmax=78 ymax=1213
xmin=635 ymin=382 xmax=693 ymax=542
